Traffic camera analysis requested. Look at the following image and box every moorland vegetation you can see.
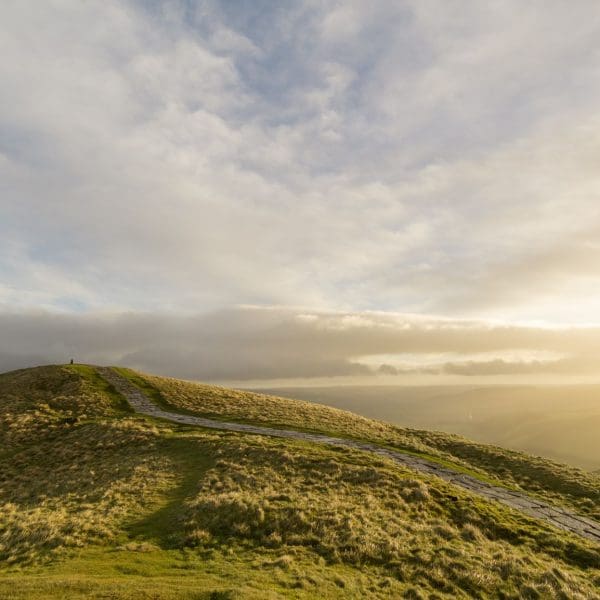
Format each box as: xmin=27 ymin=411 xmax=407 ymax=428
xmin=0 ymin=365 xmax=598 ymax=599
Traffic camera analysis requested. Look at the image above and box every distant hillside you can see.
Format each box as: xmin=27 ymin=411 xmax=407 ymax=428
xmin=257 ymin=384 xmax=600 ymax=472
xmin=0 ymin=365 xmax=599 ymax=599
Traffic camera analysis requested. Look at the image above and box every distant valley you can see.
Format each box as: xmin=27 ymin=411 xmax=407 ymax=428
xmin=257 ymin=385 xmax=600 ymax=472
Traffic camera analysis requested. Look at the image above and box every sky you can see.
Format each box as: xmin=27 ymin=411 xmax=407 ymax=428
xmin=2 ymin=1 xmax=600 ymax=384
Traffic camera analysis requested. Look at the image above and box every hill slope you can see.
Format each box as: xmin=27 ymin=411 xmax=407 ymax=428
xmin=258 ymin=384 xmax=600 ymax=471
xmin=122 ymin=368 xmax=600 ymax=523
xmin=0 ymin=365 xmax=599 ymax=599
xmin=99 ymin=367 xmax=600 ymax=544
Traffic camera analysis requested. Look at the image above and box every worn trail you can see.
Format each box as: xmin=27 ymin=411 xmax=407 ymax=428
xmin=97 ymin=367 xmax=600 ymax=545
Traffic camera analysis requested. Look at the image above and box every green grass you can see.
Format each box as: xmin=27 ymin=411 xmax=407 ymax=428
xmin=69 ymin=364 xmax=133 ymax=413
xmin=125 ymin=437 xmax=214 ymax=548
xmin=0 ymin=365 xmax=599 ymax=598
xmin=114 ymin=367 xmax=508 ymax=488
xmin=0 ymin=545 xmax=386 ymax=599
xmin=410 ymin=430 xmax=600 ymax=520
xmin=121 ymin=368 xmax=600 ymax=520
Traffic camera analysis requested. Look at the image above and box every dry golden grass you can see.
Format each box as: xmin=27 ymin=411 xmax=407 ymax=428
xmin=0 ymin=365 xmax=598 ymax=599
xmin=127 ymin=368 xmax=600 ymax=519
xmin=0 ymin=365 xmax=172 ymax=565
xmin=411 ymin=430 xmax=600 ymax=521
xmin=0 ymin=418 xmax=168 ymax=565
xmin=133 ymin=370 xmax=434 ymax=452
xmin=177 ymin=434 xmax=600 ymax=598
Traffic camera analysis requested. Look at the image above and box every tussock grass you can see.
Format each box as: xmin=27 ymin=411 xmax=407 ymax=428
xmin=411 ymin=430 xmax=600 ymax=521
xmin=117 ymin=368 xmax=434 ymax=451
xmin=0 ymin=418 xmax=167 ymax=565
xmin=124 ymin=368 xmax=600 ymax=519
xmin=178 ymin=435 xmax=600 ymax=597
xmin=0 ymin=365 xmax=598 ymax=599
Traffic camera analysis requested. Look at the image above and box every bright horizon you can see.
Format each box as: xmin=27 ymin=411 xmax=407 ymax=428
xmin=3 ymin=2 xmax=600 ymax=385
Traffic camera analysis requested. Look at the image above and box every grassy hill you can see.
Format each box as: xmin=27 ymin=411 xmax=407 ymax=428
xmin=0 ymin=365 xmax=599 ymax=599
xmin=124 ymin=369 xmax=600 ymax=522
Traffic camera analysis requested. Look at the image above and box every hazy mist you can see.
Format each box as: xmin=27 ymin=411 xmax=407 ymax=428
xmin=258 ymin=384 xmax=600 ymax=472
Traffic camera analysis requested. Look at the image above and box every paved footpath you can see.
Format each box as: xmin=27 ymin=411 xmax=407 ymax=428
xmin=97 ymin=367 xmax=600 ymax=545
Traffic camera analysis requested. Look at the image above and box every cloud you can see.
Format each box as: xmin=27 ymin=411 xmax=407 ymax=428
xmin=2 ymin=307 xmax=600 ymax=382
xmin=2 ymin=2 xmax=600 ymax=325
xmin=441 ymin=359 xmax=566 ymax=377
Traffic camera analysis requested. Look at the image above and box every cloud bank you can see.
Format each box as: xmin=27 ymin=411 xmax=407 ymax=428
xmin=2 ymin=307 xmax=600 ymax=383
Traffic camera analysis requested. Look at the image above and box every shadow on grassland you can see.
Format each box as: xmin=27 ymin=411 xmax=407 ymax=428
xmin=125 ymin=437 xmax=214 ymax=549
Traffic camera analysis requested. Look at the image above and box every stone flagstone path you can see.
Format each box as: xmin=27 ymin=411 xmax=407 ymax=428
xmin=97 ymin=367 xmax=600 ymax=545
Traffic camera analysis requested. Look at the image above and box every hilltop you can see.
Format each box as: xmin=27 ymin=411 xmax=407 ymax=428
xmin=0 ymin=365 xmax=599 ymax=599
